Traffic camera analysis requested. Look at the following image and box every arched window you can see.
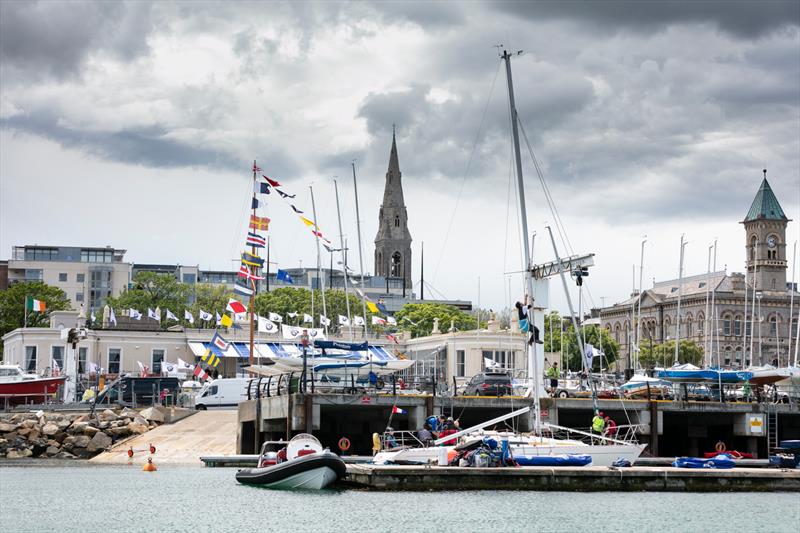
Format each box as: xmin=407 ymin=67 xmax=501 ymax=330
xmin=697 ymin=312 xmax=705 ymax=335
xmin=771 ymin=278 xmax=776 ymax=290
xmin=614 ymin=323 xmax=621 ymax=343
xmin=750 ymin=236 xmax=757 ymax=261
xmin=769 ymin=315 xmax=779 ymax=337
xmin=722 ymin=314 xmax=731 ymax=336
xmin=390 ymin=252 xmax=402 ymax=277
xmin=394 ymin=215 xmax=400 ymax=228
xmin=624 ymin=322 xmax=630 ymax=346
xmin=724 ymin=346 xmax=732 ymax=366
xmin=734 ymin=315 xmax=742 ymax=336
xmin=686 ymin=314 xmax=693 ymax=337
xmin=734 ymin=348 xmax=742 ymax=367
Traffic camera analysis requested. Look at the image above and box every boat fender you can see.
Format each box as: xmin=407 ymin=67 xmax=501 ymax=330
xmin=372 ymin=433 xmax=381 ymax=453
xmin=127 ymin=447 xmax=134 ymax=458
xmin=149 ymin=443 xmax=156 ymax=454
xmin=338 ymin=437 xmax=351 ymax=452
xmin=715 ymin=441 xmax=726 ymax=453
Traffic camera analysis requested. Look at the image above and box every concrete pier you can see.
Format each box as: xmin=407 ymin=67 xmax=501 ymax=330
xmin=344 ymin=464 xmax=800 ymax=492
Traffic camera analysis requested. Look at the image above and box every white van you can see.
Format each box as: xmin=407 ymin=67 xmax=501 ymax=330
xmin=195 ymin=378 xmax=251 ymax=409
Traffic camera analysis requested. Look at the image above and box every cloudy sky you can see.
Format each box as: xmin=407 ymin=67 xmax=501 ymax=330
xmin=2 ymin=0 xmax=799 ymax=313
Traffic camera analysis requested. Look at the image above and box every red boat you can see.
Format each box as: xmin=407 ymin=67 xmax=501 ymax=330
xmin=0 ymin=365 xmax=66 ymax=406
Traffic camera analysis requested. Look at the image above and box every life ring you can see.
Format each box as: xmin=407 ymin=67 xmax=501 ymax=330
xmin=715 ymin=441 xmax=726 ymax=453
xmin=149 ymin=443 xmax=156 ymax=454
xmin=338 ymin=437 xmax=351 ymax=452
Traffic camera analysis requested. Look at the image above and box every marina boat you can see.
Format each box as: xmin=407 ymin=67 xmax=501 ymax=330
xmin=656 ymin=364 xmax=752 ymax=383
xmin=0 ymin=365 xmax=66 ymax=406
xmin=747 ymin=365 xmax=798 ymax=386
xmin=373 ymin=407 xmax=646 ymax=467
xmin=619 ymin=374 xmax=672 ymax=399
xmin=236 ymin=434 xmax=346 ymax=490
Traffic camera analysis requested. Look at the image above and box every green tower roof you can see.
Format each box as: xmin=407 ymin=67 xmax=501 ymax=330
xmin=744 ymin=178 xmax=787 ymax=222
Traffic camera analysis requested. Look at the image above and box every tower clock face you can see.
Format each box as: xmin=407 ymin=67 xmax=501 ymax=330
xmin=767 ymin=236 xmax=776 ymax=248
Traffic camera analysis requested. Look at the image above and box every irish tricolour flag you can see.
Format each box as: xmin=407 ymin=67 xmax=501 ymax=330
xmin=25 ymin=296 xmax=46 ymax=313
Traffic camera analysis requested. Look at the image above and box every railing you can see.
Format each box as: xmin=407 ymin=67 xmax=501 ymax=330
xmin=543 ymin=422 xmax=645 ymax=446
xmin=378 ymin=430 xmax=428 ymax=452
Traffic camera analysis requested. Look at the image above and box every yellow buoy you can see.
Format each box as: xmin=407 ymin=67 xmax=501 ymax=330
xmin=142 ymin=457 xmax=157 ymax=472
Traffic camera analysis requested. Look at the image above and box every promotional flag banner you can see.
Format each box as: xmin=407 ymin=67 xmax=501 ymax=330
xmin=387 ymin=316 xmax=397 ymax=325
xmin=287 ymin=312 xmax=298 ymax=318
xmin=320 ymin=315 xmax=331 ymax=326
xmin=185 ymin=310 xmax=195 ymax=324
xmin=246 ymin=232 xmax=266 ymax=248
xmin=353 ymin=316 xmax=365 ymax=326
xmin=178 ymin=358 xmax=192 ymax=370
xmin=109 ymin=307 xmax=117 ymax=326
xmin=281 ymin=324 xmax=326 ymax=340
xmin=226 ymin=299 xmax=247 ymax=314
xmin=220 ymin=314 xmax=233 ymax=328
xmin=371 ymin=316 xmax=387 ymax=326
xmin=148 ymin=308 xmax=160 ymax=321
xmin=199 ymin=310 xmax=213 ymax=321
xmin=258 ymin=316 xmax=278 ymax=334
xmin=130 ymin=308 xmax=142 ymax=320
xmin=162 ymin=362 xmax=179 ymax=377
xmin=303 ymin=313 xmax=313 ymax=324
xmin=290 ymin=205 xmax=303 ymax=214
xmin=166 ymin=309 xmax=178 ymax=322
xmin=338 ymin=315 xmax=350 ymax=326
xmin=25 ymin=296 xmax=46 ymax=312
xmin=216 ymin=312 xmax=222 ymax=326
xmin=233 ymin=282 xmax=254 ymax=297
xmin=276 ymin=269 xmax=293 ymax=284
xmin=268 ymin=312 xmax=283 ymax=323
xmin=249 ymin=215 xmax=271 ymax=231
xmin=211 ymin=332 xmax=229 ymax=351
xmin=241 ymin=252 xmax=264 ymax=268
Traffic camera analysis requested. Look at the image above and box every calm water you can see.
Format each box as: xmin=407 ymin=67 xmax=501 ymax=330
xmin=1 ymin=462 xmax=798 ymax=533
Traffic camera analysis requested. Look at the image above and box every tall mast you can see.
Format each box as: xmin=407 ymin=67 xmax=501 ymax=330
xmin=741 ymin=243 xmax=748 ymax=367
xmin=501 ymin=49 xmax=541 ymax=433
xmin=420 ymin=242 xmax=424 ymax=300
xmin=249 ymin=161 xmax=257 ymax=369
xmin=334 ymin=179 xmax=353 ymax=339
xmin=635 ymin=237 xmax=646 ymax=370
xmin=673 ymin=235 xmax=686 ymax=364
xmin=711 ymin=240 xmax=718 ymax=368
xmin=351 ymin=162 xmax=369 ymax=339
xmin=749 ymin=241 xmax=758 ymax=366
xmin=788 ymin=241 xmax=796 ymax=365
xmin=310 ymin=186 xmax=328 ymax=336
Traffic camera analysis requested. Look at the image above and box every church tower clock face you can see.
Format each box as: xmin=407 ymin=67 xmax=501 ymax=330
xmin=767 ymin=236 xmax=776 ymax=248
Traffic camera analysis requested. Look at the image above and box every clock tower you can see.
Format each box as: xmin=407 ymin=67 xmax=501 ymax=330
xmin=742 ymin=170 xmax=790 ymax=293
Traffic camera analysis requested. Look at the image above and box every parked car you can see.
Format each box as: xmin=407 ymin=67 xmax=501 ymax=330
xmin=463 ymin=371 xmax=513 ymax=396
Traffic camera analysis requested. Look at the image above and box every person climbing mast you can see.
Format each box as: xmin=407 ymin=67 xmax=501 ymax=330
xmin=515 ymin=295 xmax=544 ymax=346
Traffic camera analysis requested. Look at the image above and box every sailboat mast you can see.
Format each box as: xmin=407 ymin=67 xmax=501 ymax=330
xmin=750 ymin=244 xmax=758 ymax=366
xmin=420 ymin=242 xmax=424 ymax=301
xmin=249 ymin=161 xmax=257 ymax=369
xmin=788 ymin=241 xmax=796 ymax=365
xmin=310 ymin=185 xmax=328 ymax=336
xmin=673 ymin=235 xmax=686 ymax=365
xmin=741 ymin=243 xmax=748 ymax=367
xmin=334 ymin=179 xmax=353 ymax=338
xmin=501 ymin=49 xmax=540 ymax=433
xmin=704 ymin=245 xmax=712 ymax=366
xmin=635 ymin=237 xmax=646 ymax=370
xmin=351 ymin=162 xmax=369 ymax=339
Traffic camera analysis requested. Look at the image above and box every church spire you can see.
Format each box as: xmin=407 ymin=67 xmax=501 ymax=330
xmin=382 ymin=125 xmax=404 ymax=207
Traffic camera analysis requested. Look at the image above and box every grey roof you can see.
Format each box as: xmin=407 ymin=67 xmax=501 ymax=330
xmin=744 ymin=178 xmax=787 ymax=222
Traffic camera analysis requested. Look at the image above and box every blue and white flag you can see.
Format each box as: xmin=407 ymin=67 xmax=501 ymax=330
xmin=268 ymin=312 xmax=283 ymax=323
xmin=166 ymin=309 xmax=178 ymax=322
xmin=148 ymin=308 xmax=160 ymax=321
xmin=185 ymin=310 xmax=195 ymax=324
xmin=246 ymin=232 xmax=266 ymax=248
xmin=109 ymin=307 xmax=117 ymax=326
xmin=303 ymin=313 xmax=313 ymax=324
xmin=199 ymin=309 xmax=213 ymax=321
xmin=130 ymin=308 xmax=142 ymax=320
xmin=234 ymin=281 xmax=254 ymax=297
xmin=211 ymin=332 xmax=229 ymax=351
xmin=276 ymin=269 xmax=293 ymax=284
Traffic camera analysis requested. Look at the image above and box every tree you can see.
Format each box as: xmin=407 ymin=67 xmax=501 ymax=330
xmin=0 ymin=281 xmax=71 ymax=357
xmin=543 ymin=311 xmax=619 ymax=371
xmin=186 ymin=284 xmax=233 ymax=322
xmin=105 ymin=272 xmax=191 ymax=328
xmin=639 ymin=340 xmax=704 ymax=368
xmin=394 ymin=303 xmax=475 ymax=338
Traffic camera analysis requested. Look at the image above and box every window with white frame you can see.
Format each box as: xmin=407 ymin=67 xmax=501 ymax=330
xmin=108 ymin=348 xmax=121 ymax=374
xmin=152 ymin=349 xmax=165 ymax=374
xmin=78 ymin=347 xmax=87 ymax=374
xmin=51 ymin=346 xmax=64 ymax=373
xmin=25 ymin=346 xmax=37 ymax=372
xmin=456 ymin=350 xmax=465 ymax=377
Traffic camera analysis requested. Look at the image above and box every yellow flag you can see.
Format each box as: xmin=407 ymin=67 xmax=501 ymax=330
xmin=366 ymin=301 xmax=379 ymax=314
xmin=211 ymin=354 xmax=220 ymax=367
xmin=220 ymin=314 xmax=233 ymax=328
xmin=201 ymin=349 xmax=211 ymax=362
xmin=300 ymin=216 xmax=315 ymax=227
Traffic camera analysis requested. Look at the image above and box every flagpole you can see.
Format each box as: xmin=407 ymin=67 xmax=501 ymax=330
xmin=334 ymin=179 xmax=353 ymax=339
xmin=351 ymin=162 xmax=369 ymax=340
xmin=266 ymin=235 xmax=270 ymax=293
xmin=310 ymin=185 xmax=328 ymax=336
xmin=24 ymin=296 xmax=28 ymax=329
xmin=249 ymin=160 xmax=258 ymax=371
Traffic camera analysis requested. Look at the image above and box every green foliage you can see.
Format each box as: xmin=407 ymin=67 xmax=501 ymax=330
xmin=186 ymin=284 xmax=233 ymax=319
xmin=639 ymin=339 xmax=704 ymax=368
xmin=0 ymin=282 xmax=71 ymax=357
xmin=254 ymin=287 xmax=373 ymax=331
xmin=105 ymin=272 xmax=192 ymax=328
xmin=394 ymin=303 xmax=476 ymax=338
xmin=543 ymin=311 xmax=619 ymax=371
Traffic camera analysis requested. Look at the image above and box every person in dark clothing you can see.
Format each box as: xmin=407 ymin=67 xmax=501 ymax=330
xmin=418 ymin=423 xmax=434 ymax=445
xmin=515 ymin=295 xmax=544 ymax=346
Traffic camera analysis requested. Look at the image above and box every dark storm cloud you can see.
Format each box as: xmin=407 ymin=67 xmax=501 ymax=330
xmin=496 ymin=0 xmax=800 ymax=38
xmin=0 ymin=1 xmax=153 ymax=82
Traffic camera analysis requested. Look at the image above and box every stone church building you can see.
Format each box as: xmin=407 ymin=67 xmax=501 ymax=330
xmin=374 ymin=128 xmax=413 ymax=288
xmin=599 ymin=176 xmax=798 ymax=369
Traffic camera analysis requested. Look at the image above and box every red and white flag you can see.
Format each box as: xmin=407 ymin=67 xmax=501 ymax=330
xmin=226 ymin=298 xmax=247 ymax=314
xmin=193 ymin=364 xmax=210 ymax=382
